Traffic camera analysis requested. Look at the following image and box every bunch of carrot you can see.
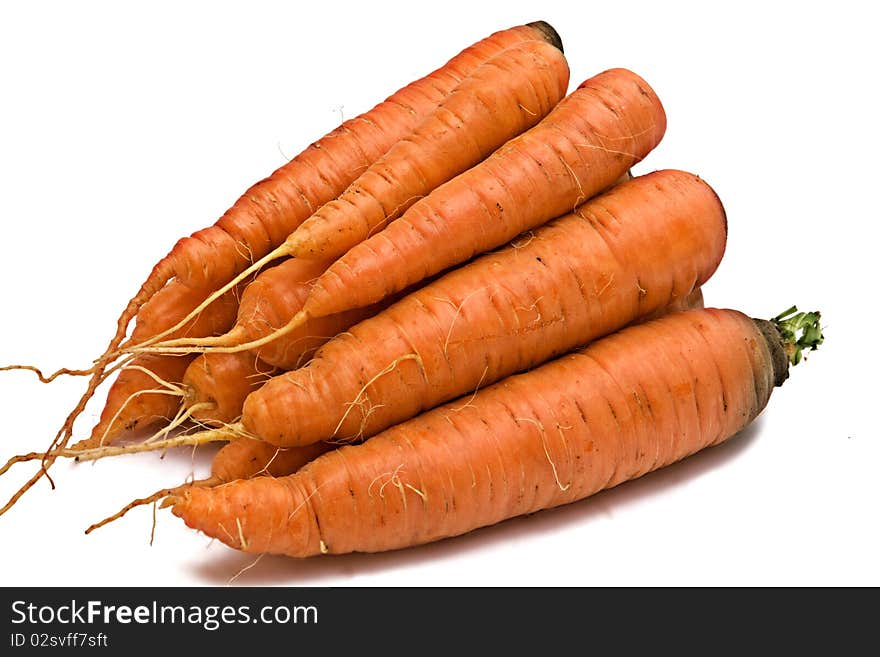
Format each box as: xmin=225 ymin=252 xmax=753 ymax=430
xmin=1 ymin=20 xmax=822 ymax=559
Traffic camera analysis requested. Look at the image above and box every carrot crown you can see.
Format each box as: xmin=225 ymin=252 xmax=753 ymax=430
xmin=771 ymin=306 xmax=824 ymax=365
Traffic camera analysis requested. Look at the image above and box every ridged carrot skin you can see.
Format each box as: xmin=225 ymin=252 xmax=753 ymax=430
xmin=300 ymin=66 xmax=667 ymax=321
xmin=173 ymin=308 xmax=789 ymax=556
xmin=241 ymin=169 xmax=726 ymax=447
xmin=286 ymin=38 xmax=570 ymax=262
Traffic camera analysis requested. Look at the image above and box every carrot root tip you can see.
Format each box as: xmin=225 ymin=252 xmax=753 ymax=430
xmin=85 ymin=476 xmax=221 ymax=534
xmin=0 ymin=363 xmax=98 ymax=383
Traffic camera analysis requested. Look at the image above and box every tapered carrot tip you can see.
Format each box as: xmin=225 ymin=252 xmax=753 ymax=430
xmin=527 ymin=20 xmax=564 ymax=52
xmin=171 ymin=477 xmax=315 ymax=556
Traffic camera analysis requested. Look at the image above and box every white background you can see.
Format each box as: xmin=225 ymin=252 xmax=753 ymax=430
xmin=1 ymin=1 xmax=876 ymax=587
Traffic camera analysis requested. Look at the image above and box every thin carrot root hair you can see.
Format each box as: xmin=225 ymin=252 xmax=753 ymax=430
xmin=71 ymin=423 xmax=250 ymax=464
xmin=0 ymin=424 xmax=243 ymax=494
xmin=91 ymin=433 xmax=338 ymax=534
xmin=90 ymin=363 xmax=191 ymax=448
xmin=333 ymin=352 xmax=424 ymax=442
xmin=143 ymin=401 xmax=216 ymax=445
xmin=111 ymin=252 xmax=286 ymax=358
xmin=125 ymin=309 xmax=312 ymax=356
xmin=515 ymin=415 xmax=571 ymax=492
xmin=0 ymin=354 xmax=136 ymax=517
xmin=0 ymin=362 xmax=203 ymax=481
xmin=0 ymin=363 xmax=98 ymax=383
xmin=0 ymin=279 xmax=245 ymax=515
xmin=85 ymin=475 xmax=223 ymax=535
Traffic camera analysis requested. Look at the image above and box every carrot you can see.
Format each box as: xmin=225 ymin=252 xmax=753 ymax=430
xmin=124 ymin=37 xmax=569 ymax=358
xmin=137 ymin=66 xmax=667 ymax=360
xmin=98 ymin=282 xmax=703 ymax=451
xmin=66 ymin=277 xmax=700 ymax=475
xmin=170 ymin=306 xmax=822 ymax=557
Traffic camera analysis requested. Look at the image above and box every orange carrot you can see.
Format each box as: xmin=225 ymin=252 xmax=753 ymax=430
xmin=169 ymin=284 xmax=704 ymax=437
xmin=171 ymin=306 xmax=822 ymax=557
